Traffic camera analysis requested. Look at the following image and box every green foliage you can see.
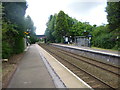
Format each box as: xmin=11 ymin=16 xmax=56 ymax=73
xmin=14 ymin=37 xmax=25 ymax=54
xmin=2 ymin=2 xmax=27 ymax=24
xmin=2 ymin=42 xmax=12 ymax=59
xmin=25 ymin=15 xmax=35 ymax=33
xmin=105 ymin=2 xmax=120 ymax=50
xmin=45 ymin=3 xmax=119 ymax=51
xmin=45 ymin=11 xmax=93 ymax=43
xmin=92 ymin=32 xmax=113 ymax=49
xmin=29 ymin=33 xmax=37 ymax=44
xmin=2 ymin=2 xmax=27 ymax=37
xmin=29 ymin=36 xmax=37 ymax=44
xmin=91 ymin=24 xmax=119 ymax=50
xmin=45 ymin=15 xmax=56 ymax=42
xmin=0 ymin=2 xmax=2 ymax=59
xmin=106 ymin=2 xmax=120 ymax=31
xmin=2 ymin=2 xmax=28 ymax=59
xmin=70 ymin=21 xmax=92 ymax=37
xmin=45 ymin=11 xmax=69 ymax=43
xmin=55 ymin=11 xmax=69 ymax=40
xmin=0 ymin=3 xmax=2 ymax=25
xmin=2 ymin=21 xmax=19 ymax=58
xmin=25 ymin=15 xmax=37 ymax=44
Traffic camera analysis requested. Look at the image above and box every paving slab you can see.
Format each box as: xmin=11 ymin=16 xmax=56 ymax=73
xmin=8 ymin=44 xmax=55 ymax=88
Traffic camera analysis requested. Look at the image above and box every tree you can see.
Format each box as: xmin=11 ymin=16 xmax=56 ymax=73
xmin=25 ymin=15 xmax=37 ymax=44
xmin=70 ymin=21 xmax=92 ymax=37
xmin=0 ymin=3 xmax=2 ymax=58
xmin=2 ymin=2 xmax=27 ymax=37
xmin=55 ymin=11 xmax=69 ymax=42
xmin=106 ymin=2 xmax=120 ymax=50
xmin=2 ymin=21 xmax=19 ymax=58
xmin=106 ymin=2 xmax=120 ymax=31
xmin=45 ymin=15 xmax=57 ymax=42
xmin=45 ymin=11 xmax=93 ymax=43
xmin=44 ymin=9 xmax=119 ymax=50
xmin=2 ymin=2 xmax=28 ymax=58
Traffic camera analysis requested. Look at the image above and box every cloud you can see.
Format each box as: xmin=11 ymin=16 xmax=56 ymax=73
xmin=26 ymin=0 xmax=108 ymax=35
xmin=67 ymin=1 xmax=104 ymax=15
xmin=84 ymin=5 xmax=108 ymax=25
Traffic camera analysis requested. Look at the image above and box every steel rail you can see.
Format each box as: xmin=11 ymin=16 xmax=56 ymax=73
xmin=56 ymin=48 xmax=120 ymax=76
xmin=41 ymin=45 xmax=116 ymax=89
xmin=52 ymin=45 xmax=120 ymax=69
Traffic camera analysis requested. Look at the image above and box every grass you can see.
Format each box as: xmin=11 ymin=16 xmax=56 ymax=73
xmin=65 ymin=43 xmax=119 ymax=52
xmin=92 ymin=47 xmax=119 ymax=52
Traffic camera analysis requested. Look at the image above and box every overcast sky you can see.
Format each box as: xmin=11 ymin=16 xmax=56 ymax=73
xmin=26 ymin=0 xmax=108 ymax=35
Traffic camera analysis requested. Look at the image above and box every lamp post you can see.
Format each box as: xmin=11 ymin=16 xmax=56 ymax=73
xmin=24 ymin=29 xmax=31 ymax=46
xmin=88 ymin=34 xmax=92 ymax=47
xmin=63 ymin=36 xmax=65 ymax=43
xmin=70 ymin=36 xmax=72 ymax=44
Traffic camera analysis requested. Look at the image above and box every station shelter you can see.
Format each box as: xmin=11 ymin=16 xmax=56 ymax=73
xmin=74 ymin=36 xmax=91 ymax=47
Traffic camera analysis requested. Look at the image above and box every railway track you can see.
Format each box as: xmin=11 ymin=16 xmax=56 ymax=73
xmin=51 ymin=45 xmax=120 ymax=76
xmin=39 ymin=44 xmax=119 ymax=89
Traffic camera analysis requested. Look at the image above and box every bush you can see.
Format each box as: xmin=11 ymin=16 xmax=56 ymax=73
xmin=2 ymin=42 xmax=12 ymax=59
xmin=29 ymin=37 xmax=36 ymax=44
xmin=14 ymin=37 xmax=25 ymax=54
xmin=92 ymin=33 xmax=117 ymax=49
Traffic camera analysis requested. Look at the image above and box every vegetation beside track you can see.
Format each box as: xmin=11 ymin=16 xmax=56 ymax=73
xmin=1 ymin=2 xmax=37 ymax=88
xmin=45 ymin=2 xmax=120 ymax=51
xmin=1 ymin=2 xmax=37 ymax=59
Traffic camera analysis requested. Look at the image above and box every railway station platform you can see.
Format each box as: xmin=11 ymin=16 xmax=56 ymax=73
xmin=7 ymin=44 xmax=55 ymax=88
xmin=7 ymin=44 xmax=92 ymax=89
xmin=51 ymin=43 xmax=119 ymax=57
xmin=51 ymin=43 xmax=120 ymax=66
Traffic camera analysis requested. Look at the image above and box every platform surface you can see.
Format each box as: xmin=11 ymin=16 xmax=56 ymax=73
xmin=36 ymin=44 xmax=92 ymax=88
xmin=8 ymin=44 xmax=55 ymax=88
xmin=52 ymin=43 xmax=120 ymax=57
xmin=8 ymin=44 xmax=92 ymax=89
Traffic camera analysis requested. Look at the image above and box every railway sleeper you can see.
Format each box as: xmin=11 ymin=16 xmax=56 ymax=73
xmin=40 ymin=44 xmax=117 ymax=89
xmin=77 ymin=73 xmax=84 ymax=76
xmin=92 ymin=84 xmax=101 ymax=88
xmin=82 ymin=76 xmax=89 ymax=79
xmin=86 ymin=80 xmax=95 ymax=84
xmin=70 ymin=68 xmax=78 ymax=71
